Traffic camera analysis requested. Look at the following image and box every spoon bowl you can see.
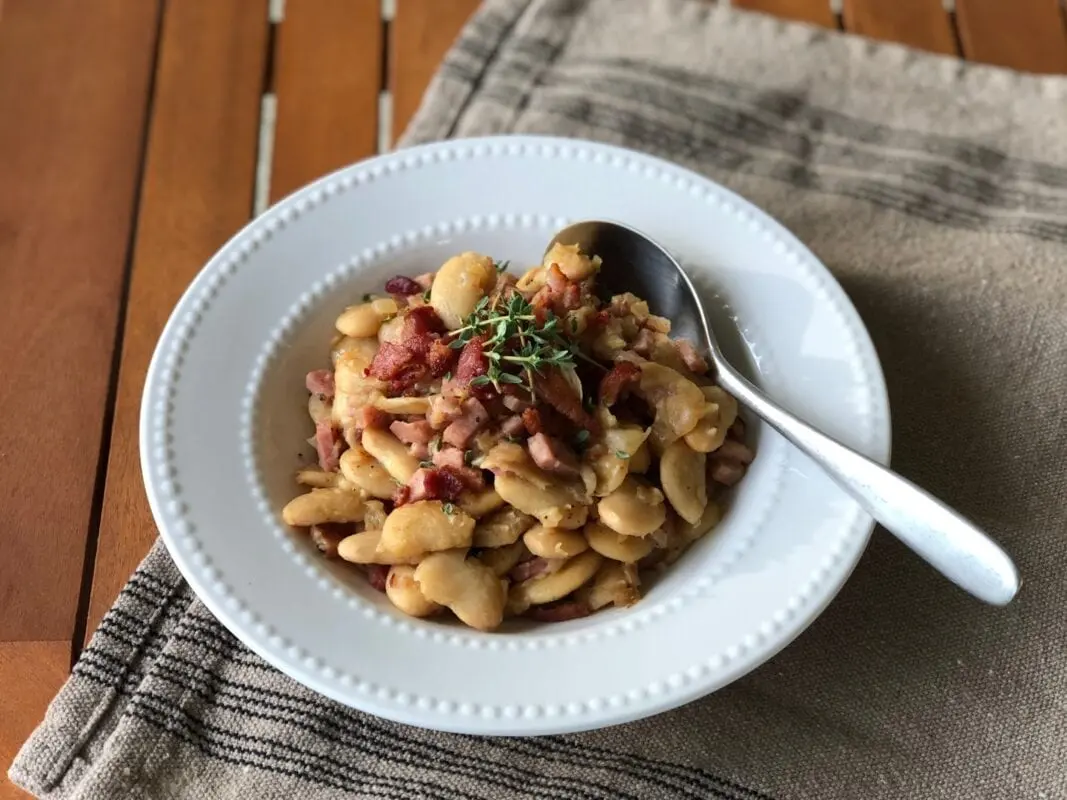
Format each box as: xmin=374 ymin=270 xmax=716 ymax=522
xmin=548 ymin=220 xmax=1020 ymax=606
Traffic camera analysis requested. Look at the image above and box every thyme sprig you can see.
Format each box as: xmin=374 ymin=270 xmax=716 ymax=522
xmin=447 ymin=292 xmax=599 ymax=395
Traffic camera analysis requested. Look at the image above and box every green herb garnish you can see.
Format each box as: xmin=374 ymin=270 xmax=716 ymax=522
xmin=442 ymin=502 xmax=456 ymax=516
xmin=362 ymin=293 xmax=373 ymax=303
xmin=615 ymin=450 xmax=630 ymax=460
xmin=494 ymin=259 xmax=510 ymax=274
xmin=446 ymin=292 xmax=601 ymax=397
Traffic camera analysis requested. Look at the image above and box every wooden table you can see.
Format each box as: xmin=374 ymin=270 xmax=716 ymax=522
xmin=1 ymin=1 xmax=1064 ymax=796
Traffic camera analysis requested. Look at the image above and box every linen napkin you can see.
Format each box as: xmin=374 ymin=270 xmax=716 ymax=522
xmin=12 ymin=1 xmax=1067 ymax=798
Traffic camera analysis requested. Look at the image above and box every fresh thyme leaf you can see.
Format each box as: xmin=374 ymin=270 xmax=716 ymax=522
xmin=570 ymin=316 xmax=579 ymax=334
xmin=421 ymin=289 xmax=431 ymax=303
xmin=463 ymin=449 xmax=475 ymax=466
xmin=494 ymin=259 xmax=510 ymax=274
xmin=442 ymin=502 xmax=456 ymax=516
xmin=575 ymin=430 xmax=591 ymax=445
xmin=615 ymin=450 xmax=630 ymax=460
xmin=443 ymin=371 xmax=452 ymax=381
xmin=419 ymin=460 xmax=434 ymax=469
xmin=470 ymin=374 xmax=492 ymax=387
xmin=498 ymin=372 xmax=524 ymax=385
xmin=448 ymin=338 xmax=466 ymax=350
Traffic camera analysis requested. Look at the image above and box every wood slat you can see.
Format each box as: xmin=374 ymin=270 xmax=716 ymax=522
xmin=84 ymin=0 xmax=270 ymax=640
xmin=389 ymin=0 xmax=481 ymax=145
xmin=270 ymin=0 xmax=382 ymax=202
xmin=956 ymin=0 xmax=1067 ymax=73
xmin=0 ymin=0 xmax=160 ymax=642
xmin=842 ymin=0 xmax=958 ymax=55
xmin=731 ymin=0 xmax=837 ymax=28
xmin=0 ymin=641 xmax=70 ymax=799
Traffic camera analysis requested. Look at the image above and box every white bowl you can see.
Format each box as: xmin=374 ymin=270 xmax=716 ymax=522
xmin=142 ymin=135 xmax=890 ymax=735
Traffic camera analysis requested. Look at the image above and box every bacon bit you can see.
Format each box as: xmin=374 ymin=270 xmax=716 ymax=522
xmin=389 ymin=419 xmax=434 ymax=445
xmin=305 ymin=369 xmax=335 ymax=398
xmin=716 ymin=439 xmax=754 ymax=465
xmin=432 ymin=447 xmax=466 ymax=470
xmin=392 ymin=484 xmax=412 ymax=506
xmin=414 ymin=272 xmax=434 ymax=290
xmin=453 ymin=335 xmax=488 ymax=385
xmin=525 ymin=600 xmax=592 ymax=622
xmin=534 ymin=368 xmax=597 ymax=432
xmin=366 ymin=565 xmax=390 ymax=593
xmin=406 ymin=466 xmax=469 ymax=503
xmin=709 ymin=459 xmax=746 ymax=487
xmin=310 ymin=523 xmax=351 ymax=557
xmin=314 ymin=420 xmax=345 ymax=472
xmin=675 ymin=339 xmax=708 ymax=374
xmin=384 ymin=276 xmax=422 ymax=295
xmin=366 ymin=342 xmax=418 ymax=381
xmin=402 ymin=306 xmax=446 ymax=356
xmin=521 ymin=407 xmax=544 ymax=435
xmin=409 ymin=441 xmax=430 ymax=460
xmin=527 ymin=433 xmax=581 ymax=477
xmin=356 ymin=406 xmax=391 ymax=432
xmin=501 ymin=415 xmax=527 ymax=438
xmin=598 ymin=361 xmax=641 ymax=407
xmin=502 ymin=393 xmax=532 ymax=412
xmin=531 ymin=264 xmax=584 ymax=314
xmin=428 ymin=394 xmax=463 ymax=429
xmin=443 ymin=397 xmax=489 ymax=448
xmin=632 ymin=328 xmax=657 ymax=357
xmin=426 ymin=338 xmax=455 ymax=378
xmin=510 ymin=556 xmax=563 ymax=583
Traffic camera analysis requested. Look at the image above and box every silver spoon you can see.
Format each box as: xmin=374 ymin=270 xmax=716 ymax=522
xmin=547 ymin=220 xmax=1019 ymax=606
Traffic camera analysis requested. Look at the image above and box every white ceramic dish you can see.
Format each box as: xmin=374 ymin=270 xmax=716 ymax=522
xmin=141 ymin=135 xmax=890 ymax=735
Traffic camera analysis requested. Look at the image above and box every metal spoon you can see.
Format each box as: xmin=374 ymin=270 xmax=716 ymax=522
xmin=546 ymin=220 xmax=1019 ymax=606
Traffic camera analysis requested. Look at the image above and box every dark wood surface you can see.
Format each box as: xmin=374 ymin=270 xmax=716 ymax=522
xmin=2 ymin=0 xmax=1064 ymax=795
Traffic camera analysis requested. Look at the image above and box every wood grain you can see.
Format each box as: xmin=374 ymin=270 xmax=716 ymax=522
xmin=732 ymin=0 xmax=837 ymax=28
xmin=0 ymin=641 xmax=70 ymax=799
xmin=389 ymin=0 xmax=481 ymax=145
xmin=270 ymin=0 xmax=382 ymax=202
xmin=842 ymin=0 xmax=958 ymax=54
xmin=84 ymin=0 xmax=270 ymax=641
xmin=956 ymin=0 xmax=1067 ymax=73
xmin=0 ymin=0 xmax=160 ymax=642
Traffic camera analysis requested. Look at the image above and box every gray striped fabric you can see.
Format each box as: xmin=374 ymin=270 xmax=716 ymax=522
xmin=12 ymin=1 xmax=1067 ymax=798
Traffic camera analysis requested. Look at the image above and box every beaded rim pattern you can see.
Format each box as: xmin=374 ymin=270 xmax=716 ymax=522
xmin=141 ymin=135 xmax=890 ymax=732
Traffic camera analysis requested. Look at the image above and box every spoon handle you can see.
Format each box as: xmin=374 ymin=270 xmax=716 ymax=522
xmin=714 ymin=362 xmax=1019 ymax=605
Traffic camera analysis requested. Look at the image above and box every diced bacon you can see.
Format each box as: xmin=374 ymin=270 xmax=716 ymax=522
xmin=409 ymin=442 xmax=430 ymax=460
xmin=502 ymin=393 xmax=532 ymax=412
xmin=526 ymin=600 xmax=592 ymax=622
xmin=501 ymin=415 xmax=527 ymax=438
xmin=401 ymin=305 xmax=446 ymax=357
xmin=414 ymin=272 xmax=434 ymax=290
xmin=355 ymin=406 xmax=391 ymax=432
xmin=405 ymin=467 xmax=468 ymax=504
xmin=443 ymin=397 xmax=489 ymax=448
xmin=709 ymin=459 xmax=746 ymax=487
xmin=632 ymin=328 xmax=656 ymax=357
xmin=527 ymin=433 xmax=580 ymax=477
xmin=676 ymin=339 xmax=708 ymax=374
xmin=453 ymin=336 xmax=488 ymax=386
xmin=534 ymin=368 xmax=597 ymax=432
xmin=366 ymin=342 xmax=418 ymax=381
xmin=392 ymin=484 xmax=412 ymax=506
xmin=314 ymin=420 xmax=345 ymax=472
xmin=598 ymin=361 xmax=641 ymax=407
xmin=428 ymin=394 xmax=463 ymax=429
xmin=426 ymin=338 xmax=455 ymax=378
xmin=521 ymin=407 xmax=544 ymax=435
xmin=532 ymin=264 xmax=583 ymax=314
xmin=366 ymin=565 xmax=390 ymax=593
xmin=509 ymin=557 xmax=563 ymax=583
xmin=310 ymin=523 xmax=351 ymax=558
xmin=716 ymin=439 xmax=754 ymax=465
xmin=384 ymin=275 xmax=422 ymax=295
xmin=389 ymin=419 xmax=434 ymax=445
xmin=432 ymin=447 xmax=466 ymax=470
xmin=305 ymin=369 xmax=335 ymax=399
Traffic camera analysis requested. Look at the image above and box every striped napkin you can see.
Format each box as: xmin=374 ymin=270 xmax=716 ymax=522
xmin=12 ymin=1 xmax=1067 ymax=798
